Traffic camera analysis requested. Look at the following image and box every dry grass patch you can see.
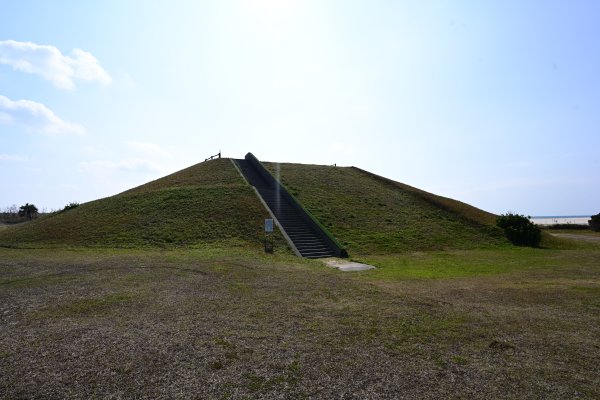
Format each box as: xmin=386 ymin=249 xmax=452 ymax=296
xmin=1 ymin=247 xmax=598 ymax=398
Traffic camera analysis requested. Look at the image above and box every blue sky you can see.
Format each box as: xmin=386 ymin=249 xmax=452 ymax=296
xmin=1 ymin=1 xmax=599 ymax=216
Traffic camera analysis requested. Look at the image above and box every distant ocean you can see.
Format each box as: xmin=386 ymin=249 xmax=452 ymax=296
xmin=530 ymin=216 xmax=591 ymax=226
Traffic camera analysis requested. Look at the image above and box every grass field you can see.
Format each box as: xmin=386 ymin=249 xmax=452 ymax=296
xmin=1 ymin=239 xmax=599 ymax=398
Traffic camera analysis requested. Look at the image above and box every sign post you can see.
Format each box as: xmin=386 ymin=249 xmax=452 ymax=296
xmin=264 ymin=218 xmax=274 ymax=253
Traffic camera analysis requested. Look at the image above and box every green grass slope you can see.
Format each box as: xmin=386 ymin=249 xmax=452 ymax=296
xmin=2 ymin=157 xmax=510 ymax=253
xmin=120 ymin=157 xmax=244 ymax=195
xmin=0 ymin=159 xmax=283 ymax=249
xmin=265 ymin=162 xmax=507 ymax=255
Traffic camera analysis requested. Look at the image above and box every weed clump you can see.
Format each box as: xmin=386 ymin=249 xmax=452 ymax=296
xmin=60 ymin=202 xmax=80 ymax=213
xmin=496 ymin=213 xmax=541 ymax=247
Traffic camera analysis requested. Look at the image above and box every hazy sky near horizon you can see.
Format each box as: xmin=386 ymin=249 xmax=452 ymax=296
xmin=1 ymin=1 xmax=599 ymax=216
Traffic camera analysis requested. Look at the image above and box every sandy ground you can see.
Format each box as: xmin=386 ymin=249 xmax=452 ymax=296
xmin=532 ymin=217 xmax=590 ymax=225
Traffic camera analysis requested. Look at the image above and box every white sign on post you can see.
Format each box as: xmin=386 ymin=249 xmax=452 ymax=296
xmin=264 ymin=218 xmax=274 ymax=233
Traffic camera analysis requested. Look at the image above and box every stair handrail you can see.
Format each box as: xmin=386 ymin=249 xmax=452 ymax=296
xmin=244 ymin=152 xmax=348 ymax=258
xmin=205 ymin=151 xmax=221 ymax=162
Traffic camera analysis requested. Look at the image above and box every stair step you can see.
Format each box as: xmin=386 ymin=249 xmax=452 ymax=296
xmin=302 ymin=250 xmax=335 ymax=255
xmin=294 ymin=239 xmax=327 ymax=244
xmin=278 ymin=218 xmax=304 ymax=223
xmin=296 ymin=241 xmax=327 ymax=246
xmin=301 ymin=248 xmax=334 ymax=254
xmin=285 ymin=228 xmax=314 ymax=234
xmin=296 ymin=245 xmax=328 ymax=250
xmin=295 ymin=241 xmax=328 ymax=247
xmin=302 ymin=252 xmax=335 ymax=258
xmin=297 ymin=247 xmax=330 ymax=253
xmin=287 ymin=234 xmax=317 ymax=239
xmin=286 ymin=229 xmax=316 ymax=234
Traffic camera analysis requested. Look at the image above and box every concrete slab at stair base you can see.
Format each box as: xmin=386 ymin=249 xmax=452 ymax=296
xmin=325 ymin=259 xmax=376 ymax=272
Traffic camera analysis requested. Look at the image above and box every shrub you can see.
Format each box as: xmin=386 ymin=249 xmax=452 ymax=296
xmin=589 ymin=213 xmax=600 ymax=232
xmin=496 ymin=212 xmax=541 ymax=247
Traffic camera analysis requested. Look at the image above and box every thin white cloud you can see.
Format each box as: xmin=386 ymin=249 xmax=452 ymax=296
xmin=0 ymin=95 xmax=85 ymax=134
xmin=0 ymin=153 xmax=26 ymax=161
xmin=0 ymin=40 xmax=111 ymax=90
xmin=125 ymin=141 xmax=171 ymax=157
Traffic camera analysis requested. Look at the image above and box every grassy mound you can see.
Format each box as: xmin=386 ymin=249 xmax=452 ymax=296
xmin=0 ymin=159 xmax=284 ymax=249
xmin=2 ymin=157 xmax=510 ymax=253
xmin=265 ymin=162 xmax=507 ymax=255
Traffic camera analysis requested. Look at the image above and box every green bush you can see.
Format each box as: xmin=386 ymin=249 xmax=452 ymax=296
xmin=496 ymin=213 xmax=541 ymax=247
xmin=589 ymin=213 xmax=600 ymax=232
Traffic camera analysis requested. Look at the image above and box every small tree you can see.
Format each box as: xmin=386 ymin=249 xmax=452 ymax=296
xmin=18 ymin=203 xmax=38 ymax=220
xmin=589 ymin=213 xmax=600 ymax=232
xmin=496 ymin=212 xmax=541 ymax=247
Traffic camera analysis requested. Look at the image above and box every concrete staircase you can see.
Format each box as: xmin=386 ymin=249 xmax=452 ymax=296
xmin=235 ymin=156 xmax=342 ymax=259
